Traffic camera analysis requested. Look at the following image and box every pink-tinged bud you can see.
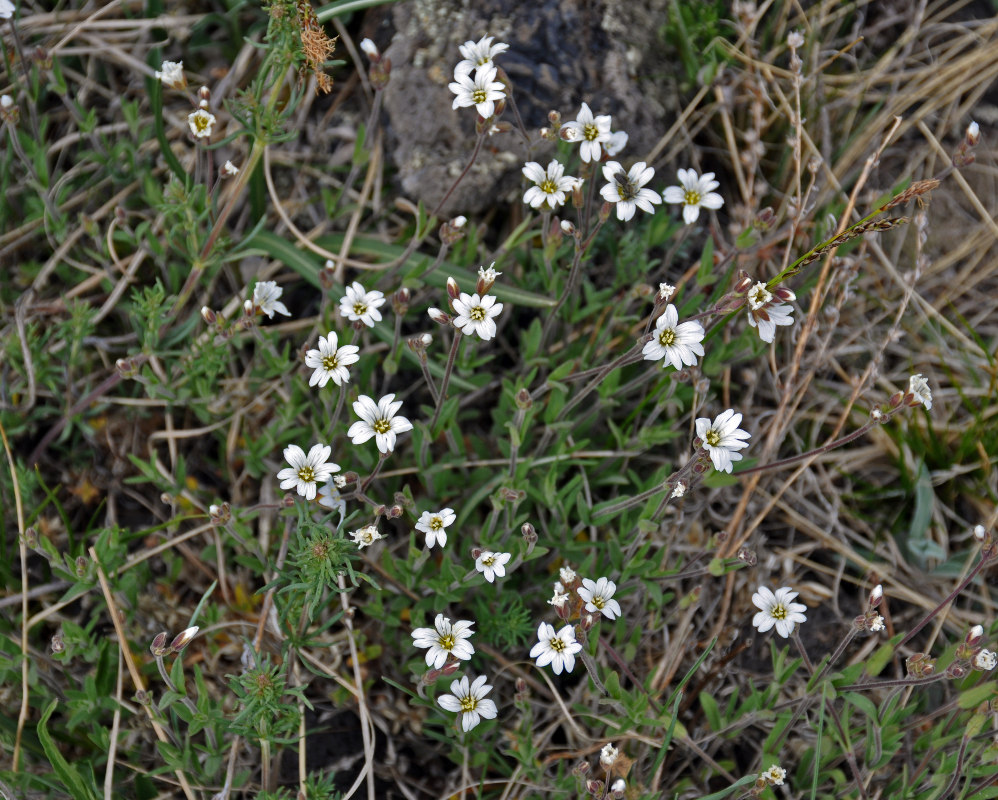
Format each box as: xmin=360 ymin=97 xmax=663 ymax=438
xmin=387 ymin=504 xmax=403 ymax=519
xmin=548 ymin=109 xmax=561 ymax=126
xmin=150 ymin=632 xmax=170 ymax=656
xmin=392 ymin=288 xmax=410 ymax=314
xmin=870 ymin=584 xmax=883 ymax=607
xmin=610 ymin=778 xmax=626 ymax=797
xmin=774 ymin=287 xmax=796 ymax=303
xmin=243 ymin=298 xmax=255 ymax=316
xmin=441 ymin=660 xmax=461 ymax=677
xmin=470 ymin=547 xmax=482 ymax=560
xmin=439 ymin=216 xmax=468 ymax=245
xmin=282 ymin=494 xmax=296 ymax=508
xmin=170 ymin=626 xmax=199 ymax=653
xmin=580 ymin=612 xmax=595 ymax=632
xmin=966 ymin=121 xmax=980 ymax=147
xmin=737 ymin=547 xmax=757 ymax=566
xmin=75 ymin=555 xmax=88 ymax=577
xmin=51 ymin=632 xmax=65 ymax=654
xmin=974 ymin=525 xmax=987 ymax=541
xmin=573 ymin=761 xmax=591 ymax=776
xmin=585 ymin=779 xmax=604 ymax=796
xmin=446 ymin=277 xmax=460 ymax=301
xmin=521 ymin=522 xmax=537 ymax=543
xmin=359 ymin=38 xmax=379 ymax=60
xmin=318 ymin=265 xmax=335 ymax=290
xmin=427 ymin=307 xmax=451 ymax=325
xmin=968 ymin=625 xmax=985 ymax=646
xmin=560 ymin=219 xmax=577 ymax=236
xmin=755 ymin=206 xmax=775 ymax=230
xmin=200 ymin=306 xmax=216 ymax=325
xmin=733 ymin=271 xmax=755 ymax=294
xmin=198 ymin=85 xmax=210 ymax=103
xmin=599 ymin=201 xmax=612 ymax=223
xmin=23 ymin=527 xmax=38 ymax=548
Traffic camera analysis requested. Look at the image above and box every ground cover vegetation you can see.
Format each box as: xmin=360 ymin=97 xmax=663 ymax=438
xmin=2 ymin=0 xmax=998 ymax=798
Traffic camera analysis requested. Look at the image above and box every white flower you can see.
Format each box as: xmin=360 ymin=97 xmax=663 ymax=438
xmin=0 ymin=0 xmax=14 ymax=19
xmin=967 ymin=120 xmax=980 ymax=146
xmin=908 ymin=374 xmax=932 ymax=410
xmin=600 ymin=161 xmax=661 ymax=222
xmin=869 ymin=615 xmax=885 ymax=632
xmin=452 ymin=292 xmax=504 ymax=340
xmin=605 ymin=130 xmax=628 ymax=157
xmin=762 ymin=765 xmax=787 ymax=786
xmin=751 ymin=586 xmax=807 ymax=638
xmin=0 ymin=94 xmax=11 ymax=109
xmin=276 ymin=444 xmax=339 ymax=501
xmin=577 ymin=577 xmax=623 ymax=620
xmin=411 ymin=614 xmax=475 ymax=669
xmin=600 ymin=743 xmax=619 ymax=769
xmin=975 ymin=525 xmax=988 ymax=541
xmin=522 ymin=160 xmax=576 ymax=210
xmin=339 ymin=281 xmax=385 ymax=327
xmin=642 ymin=304 xmax=705 ymax=370
xmin=974 ymin=649 xmax=997 ymax=671
xmin=671 ymin=481 xmax=686 ymax=498
xmin=437 ymin=674 xmax=498 ymax=732
xmin=221 ymin=160 xmax=239 ymax=177
xmin=787 ymin=30 xmax=805 ymax=48
xmin=359 ymin=38 xmax=379 ymax=59
xmin=188 ymin=108 xmax=216 ymax=139
xmin=610 ymin=779 xmax=626 ymax=795
xmin=549 ymin=586 xmax=569 ymax=608
xmin=475 ymin=551 xmax=511 ymax=583
xmin=305 ymin=331 xmax=360 ymax=388
xmin=662 ymin=168 xmax=724 ymax=224
xmin=155 ymin=60 xmax=185 ymax=88
xmin=478 ymin=263 xmax=502 ymax=284
xmin=317 ymin=482 xmax=346 ymax=516
xmin=561 ymin=102 xmax=612 ymax=162
xmin=530 ymin=622 xmax=582 ymax=674
xmin=746 ymin=282 xmax=794 ymax=343
xmin=695 ymin=409 xmax=751 ymax=473
xmin=415 ymin=508 xmax=456 ymax=549
xmin=350 ymin=524 xmax=383 ymax=548
xmin=559 ymin=566 xmax=577 ymax=584
xmin=658 ymin=283 xmax=675 ymax=302
xmin=456 ymin=35 xmax=509 ymax=74
xmin=448 ymin=64 xmax=505 ymax=119
xmin=253 ymin=281 xmax=291 ymax=318
xmin=348 ymin=394 xmax=413 ymax=454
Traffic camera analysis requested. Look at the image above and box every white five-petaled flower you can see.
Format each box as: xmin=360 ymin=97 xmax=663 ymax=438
xmin=350 ymin=524 xmax=383 ymax=548
xmin=415 ymin=508 xmax=456 ymax=549
xmin=746 ymin=282 xmax=795 ymax=343
xmin=522 ymin=160 xmax=576 ymax=210
xmin=662 ymin=168 xmax=724 ymax=224
xmin=155 ymin=60 xmax=185 ymax=89
xmin=578 ymin=577 xmax=623 ymax=620
xmin=253 ymin=281 xmax=291 ymax=318
xmin=455 ymin=35 xmax=509 ymax=75
xmin=276 ymin=444 xmax=339 ymax=501
xmin=751 ymin=586 xmax=807 ymax=638
xmin=600 ymin=161 xmax=661 ymax=222
xmin=339 ymin=281 xmax=385 ymax=327
xmin=695 ymin=409 xmax=751 ymax=473
xmin=475 ymin=551 xmax=511 ymax=583
xmin=762 ymin=765 xmax=787 ymax=786
xmin=642 ymin=304 xmax=706 ymax=370
xmin=437 ymin=674 xmax=498 ymax=732
xmin=908 ymin=374 xmax=932 ymax=410
xmin=452 ymin=292 xmax=504 ymax=341
xmin=600 ymin=743 xmax=619 ymax=769
xmin=561 ymin=102 xmax=612 ymax=163
xmin=448 ymin=64 xmax=505 ymax=119
xmin=411 ymin=614 xmax=475 ymax=669
xmin=974 ymin=649 xmax=997 ymax=671
xmin=348 ymin=394 xmax=413 ymax=454
xmin=188 ymin=108 xmax=216 ymax=139
xmin=317 ymin=482 xmax=346 ymax=516
xmin=530 ymin=622 xmax=583 ymax=674
xmin=305 ymin=331 xmax=360 ymax=388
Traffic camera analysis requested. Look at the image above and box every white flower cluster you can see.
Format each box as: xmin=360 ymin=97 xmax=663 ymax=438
xmin=448 ymin=36 xmax=507 ymax=119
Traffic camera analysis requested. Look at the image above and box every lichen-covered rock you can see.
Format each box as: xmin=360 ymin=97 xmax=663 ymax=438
xmin=379 ymin=0 xmax=674 ymax=217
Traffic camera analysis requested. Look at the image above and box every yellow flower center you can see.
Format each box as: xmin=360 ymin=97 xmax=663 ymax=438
xmin=297 ymin=466 xmax=315 ymax=482
xmin=373 ymin=419 xmax=390 ymax=434
xmin=472 ymin=88 xmax=488 ymax=104
xmin=192 ymin=112 xmax=210 ymax=133
xmin=592 ymin=596 xmax=605 ymax=609
xmin=658 ymin=329 xmax=676 ymax=346
xmin=550 ymin=637 xmax=566 ymax=653
xmin=322 ymin=354 xmax=339 ymax=370
xmin=583 ymin=122 xmax=599 ymax=141
xmin=439 ymin=633 xmax=455 ymax=650
xmin=482 ymin=555 xmax=495 ymax=566
xmin=470 ymin=306 xmax=486 ymax=322
xmin=770 ymin=603 xmax=788 ymax=620
xmin=705 ymin=430 xmax=722 ymax=447
xmin=353 ymin=302 xmax=368 ymax=315
xmin=541 ymin=178 xmax=557 ymax=194
xmin=430 ymin=518 xmax=443 ymax=530
xmin=459 ymin=695 xmax=478 ymax=713
xmin=684 ymin=189 xmax=701 ymax=205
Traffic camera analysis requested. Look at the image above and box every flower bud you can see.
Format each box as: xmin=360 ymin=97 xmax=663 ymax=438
xmin=392 ymin=288 xmax=410 ymax=314
xmin=427 ymin=307 xmax=451 ymax=325
xmin=198 ymin=85 xmax=210 ymax=104
xmin=150 ymin=632 xmax=171 ymax=656
xmin=870 ymin=584 xmax=883 ymax=606
xmin=220 ymin=160 xmax=239 ymax=178
xmin=610 ymin=779 xmax=626 ymax=797
xmin=201 ymin=306 xmax=217 ymax=325
xmin=560 ymin=219 xmax=577 ymax=236
xmin=521 ymin=522 xmax=537 ymax=543
xmin=170 ymin=626 xmax=199 ymax=653
xmin=966 ymin=121 xmax=980 ymax=147
xmin=585 ymin=779 xmax=604 ymax=796
xmin=974 ymin=525 xmax=987 ymax=541
xmin=737 ymin=547 xmax=757 ymax=566
xmin=51 ymin=632 xmax=65 ymax=654
xmin=445 ymin=276 xmax=460 ymax=302
xmin=968 ymin=625 xmax=985 ymax=646
xmin=360 ymin=38 xmax=379 ymax=61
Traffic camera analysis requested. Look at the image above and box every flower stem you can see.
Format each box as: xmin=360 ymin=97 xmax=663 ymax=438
xmin=427 ymin=331 xmax=463 ymax=435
